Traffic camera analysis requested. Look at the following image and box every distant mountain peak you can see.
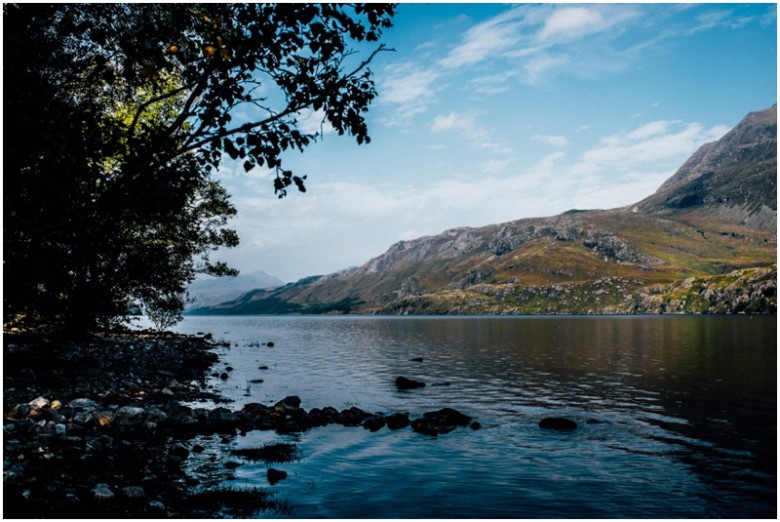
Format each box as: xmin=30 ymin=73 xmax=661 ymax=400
xmin=636 ymin=104 xmax=776 ymax=230
xmin=656 ymin=104 xmax=776 ymax=195
xmin=185 ymin=270 xmax=284 ymax=310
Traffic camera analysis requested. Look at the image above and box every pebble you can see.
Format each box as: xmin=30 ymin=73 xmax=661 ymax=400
xmin=92 ymin=483 xmax=115 ymax=501
xmin=119 ymin=486 xmax=146 ymax=499
xmin=29 ymin=396 xmax=49 ymax=409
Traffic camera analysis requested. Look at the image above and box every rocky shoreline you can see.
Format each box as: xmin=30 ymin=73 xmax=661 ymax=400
xmin=3 ymin=330 xmax=481 ymax=518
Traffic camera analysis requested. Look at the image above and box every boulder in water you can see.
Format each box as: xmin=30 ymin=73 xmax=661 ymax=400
xmin=395 ymin=376 xmax=426 ymax=390
xmin=539 ymin=417 xmax=578 ymax=430
xmin=411 ymin=407 xmax=472 ymax=436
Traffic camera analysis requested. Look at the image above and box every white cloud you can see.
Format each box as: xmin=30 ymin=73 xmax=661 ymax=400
xmin=296 ymin=108 xmax=333 ymax=135
xmin=379 ymin=64 xmax=440 ymax=125
xmin=481 ymin=158 xmax=512 ymax=175
xmin=538 ymin=7 xmax=606 ymax=41
xmin=538 ymin=5 xmax=640 ymax=42
xmin=531 ymin=134 xmax=569 ymax=148
xmin=438 ymin=7 xmax=527 ymax=69
xmin=582 ymin=120 xmax=730 ymax=171
xmin=430 ymin=111 xmax=471 ymax=133
xmin=430 ymin=111 xmax=512 ymax=154
xmin=468 ymin=71 xmax=519 ymax=94
xmin=522 ymin=53 xmax=571 ymax=85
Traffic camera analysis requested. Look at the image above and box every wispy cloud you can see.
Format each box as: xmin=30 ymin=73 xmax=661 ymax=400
xmin=437 ymin=6 xmax=528 ymax=69
xmin=378 ymin=63 xmax=440 ymax=126
xmin=538 ymin=7 xmax=608 ymax=41
xmin=224 ymin=115 xmax=732 ymax=281
xmin=430 ymin=111 xmax=512 ymax=154
xmin=537 ymin=5 xmax=640 ymax=42
xmin=378 ymin=4 xmax=648 ymax=122
xmin=531 ymin=134 xmax=569 ymax=148
xmin=582 ymin=120 xmax=730 ymax=171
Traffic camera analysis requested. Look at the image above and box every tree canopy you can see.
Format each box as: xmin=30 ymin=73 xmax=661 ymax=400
xmin=3 ymin=3 xmax=396 ymax=331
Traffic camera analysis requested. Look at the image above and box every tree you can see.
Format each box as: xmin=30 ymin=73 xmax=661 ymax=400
xmin=3 ymin=3 xmax=396 ymax=331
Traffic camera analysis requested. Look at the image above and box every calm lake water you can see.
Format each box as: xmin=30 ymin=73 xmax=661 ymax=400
xmin=163 ymin=315 xmax=776 ymax=518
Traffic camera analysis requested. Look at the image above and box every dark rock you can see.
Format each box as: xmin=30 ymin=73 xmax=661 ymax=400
xmin=119 ymin=486 xmax=145 ymax=500
xmin=362 ymin=415 xmax=386 ymax=432
xmin=169 ymin=443 xmax=190 ymax=461
xmin=470 ymin=421 xmax=481 ymax=430
xmin=249 ymin=379 xmax=264 ymax=384
xmin=208 ymin=408 xmax=240 ymax=434
xmin=258 ymin=366 xmax=269 ymax=370
xmin=114 ymin=406 xmax=147 ymax=428
xmin=267 ymin=468 xmax=287 ymax=485
xmin=410 ymin=357 xmax=424 ymax=362
xmin=337 ymin=406 xmax=371 ymax=426
xmin=241 ymin=402 xmax=272 ymax=420
xmin=411 ymin=408 xmax=472 ymax=436
xmin=219 ymin=373 xmax=229 ymax=380
xmin=273 ymin=396 xmax=302 ymax=413
xmin=68 ymin=398 xmax=99 ymax=411
xmin=385 ymin=412 xmax=411 ymax=430
xmin=395 ymin=376 xmax=426 ymax=390
xmin=539 ymin=417 xmax=578 ymax=430
xmin=266 ymin=341 xmax=275 ymax=348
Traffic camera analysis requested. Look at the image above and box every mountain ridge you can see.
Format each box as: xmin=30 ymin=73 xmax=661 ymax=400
xmin=185 ymin=270 xmax=284 ymax=310
xmin=192 ymin=105 xmax=777 ymax=316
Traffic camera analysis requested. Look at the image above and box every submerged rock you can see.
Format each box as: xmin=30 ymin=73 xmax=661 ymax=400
xmin=267 ymin=468 xmax=287 ymax=485
xmin=539 ymin=417 xmax=578 ymax=430
xmin=395 ymin=376 xmax=426 ymax=390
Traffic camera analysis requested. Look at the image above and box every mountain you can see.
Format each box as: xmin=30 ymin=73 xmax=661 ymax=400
xmin=185 ymin=270 xmax=284 ymax=310
xmin=636 ymin=104 xmax=776 ymax=230
xmin=195 ymin=105 xmax=777 ymax=315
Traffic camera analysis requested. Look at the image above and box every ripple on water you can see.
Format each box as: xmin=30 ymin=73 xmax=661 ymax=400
xmin=168 ymin=315 xmax=776 ymax=519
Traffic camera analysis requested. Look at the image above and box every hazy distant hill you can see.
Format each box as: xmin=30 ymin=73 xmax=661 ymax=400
xmin=193 ymin=105 xmax=777 ymax=316
xmin=185 ymin=270 xmax=284 ymax=310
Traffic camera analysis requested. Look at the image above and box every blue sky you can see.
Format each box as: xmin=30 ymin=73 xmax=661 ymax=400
xmin=213 ymin=3 xmax=777 ymax=283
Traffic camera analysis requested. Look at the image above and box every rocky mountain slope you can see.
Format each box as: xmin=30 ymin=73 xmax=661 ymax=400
xmin=192 ymin=105 xmax=777 ymax=315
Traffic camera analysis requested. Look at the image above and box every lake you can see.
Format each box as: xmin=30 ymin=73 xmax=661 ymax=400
xmin=163 ymin=315 xmax=776 ymax=518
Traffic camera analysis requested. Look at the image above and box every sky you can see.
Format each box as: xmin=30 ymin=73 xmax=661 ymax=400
xmin=211 ymin=3 xmax=777 ymax=283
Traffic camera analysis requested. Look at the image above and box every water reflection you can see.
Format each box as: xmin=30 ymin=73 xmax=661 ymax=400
xmin=174 ymin=315 xmax=776 ymax=518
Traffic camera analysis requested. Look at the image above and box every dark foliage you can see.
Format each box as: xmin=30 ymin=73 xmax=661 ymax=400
xmin=3 ymin=4 xmax=396 ymax=331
